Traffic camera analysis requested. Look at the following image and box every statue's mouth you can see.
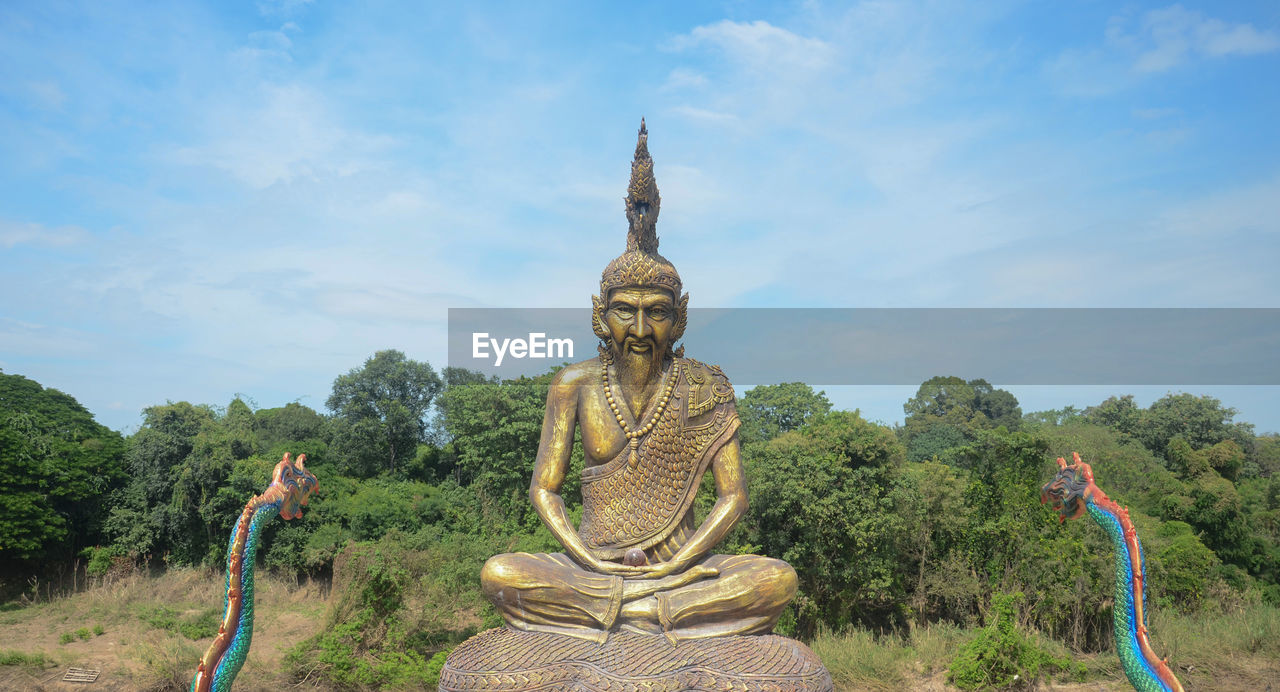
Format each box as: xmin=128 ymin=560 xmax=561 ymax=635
xmin=625 ymin=338 xmax=654 ymax=354
xmin=1041 ymin=475 xmax=1087 ymax=522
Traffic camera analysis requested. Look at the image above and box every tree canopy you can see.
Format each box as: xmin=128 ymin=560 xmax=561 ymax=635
xmin=327 ymin=350 xmax=443 ymax=476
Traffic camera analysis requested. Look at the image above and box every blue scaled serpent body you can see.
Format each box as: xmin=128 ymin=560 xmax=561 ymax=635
xmin=1042 ymin=453 xmax=1184 ymax=692
xmin=191 ymin=453 xmax=318 ymax=692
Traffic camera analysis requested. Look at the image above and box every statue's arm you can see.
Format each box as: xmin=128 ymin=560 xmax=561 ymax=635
xmin=529 ymin=368 xmax=647 ymax=577
xmin=643 ymin=436 xmax=747 ymax=578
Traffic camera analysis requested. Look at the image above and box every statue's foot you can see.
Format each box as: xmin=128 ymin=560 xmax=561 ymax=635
xmin=620 ymin=565 xmax=718 ymax=602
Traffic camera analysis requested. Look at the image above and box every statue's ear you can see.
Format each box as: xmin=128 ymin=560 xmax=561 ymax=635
xmin=591 ymin=294 xmax=610 ymax=341
xmin=670 ymin=292 xmax=690 ymax=344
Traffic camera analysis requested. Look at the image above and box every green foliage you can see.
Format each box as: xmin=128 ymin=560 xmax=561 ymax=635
xmin=897 ymin=461 xmax=983 ymax=624
xmin=0 ymin=650 xmax=48 ymax=668
xmin=1254 ymin=434 xmax=1280 ymax=479
xmin=736 ymin=382 xmax=832 ymax=444
xmin=437 ymin=373 xmax=556 ymax=530
xmin=75 ymin=626 xmax=91 ymax=641
xmin=58 ymin=633 xmax=75 ymax=645
xmin=81 ymin=545 xmax=125 ymax=576
xmin=1154 ymin=521 xmax=1219 ymax=608
xmin=289 ymin=531 xmax=493 ymax=689
xmin=93 ymin=623 xmax=104 ymax=636
xmin=327 ymin=350 xmax=443 ymax=477
xmin=5 ymin=361 xmax=1280 ymax=685
xmin=744 ymin=410 xmax=906 ymax=635
xmin=1083 ymin=395 xmax=1143 ymax=438
xmin=1021 ymin=406 xmax=1083 ymax=428
xmin=948 ymin=592 xmax=1083 ymax=690
xmin=0 ymin=373 xmax=127 ymax=562
xmin=900 ymin=376 xmax=1022 ymax=463
xmin=1139 ymin=393 xmax=1255 ymax=463
xmin=137 ymin=604 xmax=220 ymax=640
xmin=254 ymin=402 xmax=330 ymax=454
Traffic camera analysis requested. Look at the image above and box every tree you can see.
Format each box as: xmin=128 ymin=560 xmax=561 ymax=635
xmin=437 ymin=372 xmax=556 ymax=529
xmin=743 ymin=410 xmax=906 ymax=635
xmin=1137 ymin=393 xmax=1255 ymax=463
xmin=737 ymin=382 xmax=833 ymax=444
xmin=327 ymin=350 xmax=443 ymax=476
xmin=0 ymin=373 xmax=127 ymax=562
xmin=254 ymin=402 xmax=329 ymax=454
xmin=1083 ymin=395 xmax=1142 ymax=437
xmin=900 ymin=376 xmax=1022 ymax=462
xmin=904 ymin=376 xmax=978 ymax=420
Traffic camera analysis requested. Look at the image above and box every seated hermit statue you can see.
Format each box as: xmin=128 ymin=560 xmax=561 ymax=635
xmin=480 ymin=120 xmax=797 ymax=646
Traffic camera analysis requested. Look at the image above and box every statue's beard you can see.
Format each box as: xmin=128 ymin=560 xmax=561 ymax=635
xmin=612 ymin=338 xmax=665 ymax=388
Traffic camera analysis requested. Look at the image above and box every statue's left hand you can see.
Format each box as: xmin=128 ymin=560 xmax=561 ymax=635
xmin=630 ymin=562 xmax=718 ymax=581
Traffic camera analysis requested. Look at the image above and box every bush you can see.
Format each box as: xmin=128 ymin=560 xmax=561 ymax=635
xmin=948 ymin=592 xmax=1083 ymax=690
xmin=136 ymin=605 xmax=221 ymax=640
xmin=288 ymin=530 xmax=496 ymax=689
xmin=0 ymin=650 xmax=47 ymax=668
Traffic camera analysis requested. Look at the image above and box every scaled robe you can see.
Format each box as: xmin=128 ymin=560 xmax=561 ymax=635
xmin=481 ymin=359 xmax=797 ymax=644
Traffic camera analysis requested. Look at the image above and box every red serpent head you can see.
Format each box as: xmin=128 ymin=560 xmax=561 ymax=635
xmin=1040 ymin=452 xmax=1096 ymax=523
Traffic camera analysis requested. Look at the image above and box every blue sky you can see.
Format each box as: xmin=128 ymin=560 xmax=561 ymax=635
xmin=2 ymin=1 xmax=1278 ymax=434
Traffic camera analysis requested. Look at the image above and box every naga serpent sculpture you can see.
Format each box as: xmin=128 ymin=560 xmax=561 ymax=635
xmin=1041 ymin=452 xmax=1184 ymax=692
xmin=191 ymin=452 xmax=318 ymax=692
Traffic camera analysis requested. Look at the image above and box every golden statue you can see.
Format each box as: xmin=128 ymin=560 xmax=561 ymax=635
xmin=479 ymin=120 xmax=798 ymax=646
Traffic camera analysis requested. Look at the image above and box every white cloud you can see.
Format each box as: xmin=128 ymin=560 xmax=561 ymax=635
xmin=668 ymin=20 xmax=834 ymax=74
xmin=256 ymin=0 xmax=313 ymax=18
xmin=1132 ymin=107 xmax=1179 ymax=120
xmin=234 ymin=26 xmax=296 ymax=63
xmin=1047 ymin=5 xmax=1277 ymax=95
xmin=667 ymin=105 xmax=740 ymax=126
xmin=1159 ymin=176 xmax=1280 ymax=238
xmin=662 ymin=68 xmax=708 ymax=90
xmin=171 ymin=84 xmax=395 ymax=188
xmin=0 ymin=318 xmax=97 ymax=358
xmin=1132 ymin=4 xmax=1279 ymax=72
xmin=26 ymin=81 xmax=67 ymax=110
xmin=0 ymin=221 xmax=91 ymax=249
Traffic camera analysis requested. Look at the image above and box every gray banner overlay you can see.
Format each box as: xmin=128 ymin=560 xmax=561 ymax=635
xmin=447 ymin=308 xmax=1280 ymax=385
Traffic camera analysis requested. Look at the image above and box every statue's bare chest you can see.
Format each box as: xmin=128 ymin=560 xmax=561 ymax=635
xmin=578 ymin=386 xmax=642 ymax=465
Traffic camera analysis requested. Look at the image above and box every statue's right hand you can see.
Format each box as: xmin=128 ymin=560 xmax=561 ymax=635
xmin=582 ymin=557 xmax=651 ymax=577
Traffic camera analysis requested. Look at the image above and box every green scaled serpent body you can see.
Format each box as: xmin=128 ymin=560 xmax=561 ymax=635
xmin=191 ymin=453 xmax=318 ymax=692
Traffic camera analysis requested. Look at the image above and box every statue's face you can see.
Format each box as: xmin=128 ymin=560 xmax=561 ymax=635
xmin=603 ymin=287 xmax=676 ymax=360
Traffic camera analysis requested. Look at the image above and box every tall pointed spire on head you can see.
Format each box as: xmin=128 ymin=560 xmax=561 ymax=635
xmin=625 ymin=117 xmax=661 ymax=253
xmin=599 ymin=119 xmax=681 ymax=299
xmin=596 ymin=119 xmax=687 ymax=349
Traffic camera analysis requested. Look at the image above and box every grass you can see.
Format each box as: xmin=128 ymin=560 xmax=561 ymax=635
xmin=1147 ymin=601 xmax=1280 ymax=688
xmin=810 ymin=623 xmax=969 ymax=690
xmin=3 ymin=564 xmax=1277 ymax=692
xmin=136 ymin=604 xmax=222 ymax=640
xmin=0 ymin=650 xmax=49 ymax=669
xmin=0 ymin=567 xmax=328 ymax=691
xmin=808 ymin=604 xmax=1280 ymax=691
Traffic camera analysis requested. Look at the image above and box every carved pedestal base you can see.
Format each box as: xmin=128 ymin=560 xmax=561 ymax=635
xmin=439 ymin=628 xmax=833 ymax=691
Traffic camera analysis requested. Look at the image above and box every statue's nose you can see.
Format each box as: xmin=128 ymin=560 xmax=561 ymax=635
xmin=632 ymin=309 xmax=648 ymax=338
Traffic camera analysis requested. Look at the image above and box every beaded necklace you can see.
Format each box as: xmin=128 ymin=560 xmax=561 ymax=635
xmin=599 ymin=349 xmax=679 ymax=467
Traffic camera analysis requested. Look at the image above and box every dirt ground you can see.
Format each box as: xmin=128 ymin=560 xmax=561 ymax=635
xmin=2 ymin=572 xmax=1275 ymax=691
xmin=0 ymin=570 xmax=325 ymax=691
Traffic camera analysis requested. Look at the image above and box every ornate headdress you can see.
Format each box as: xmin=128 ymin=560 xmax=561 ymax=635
xmin=592 ymin=120 xmax=689 ymax=348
